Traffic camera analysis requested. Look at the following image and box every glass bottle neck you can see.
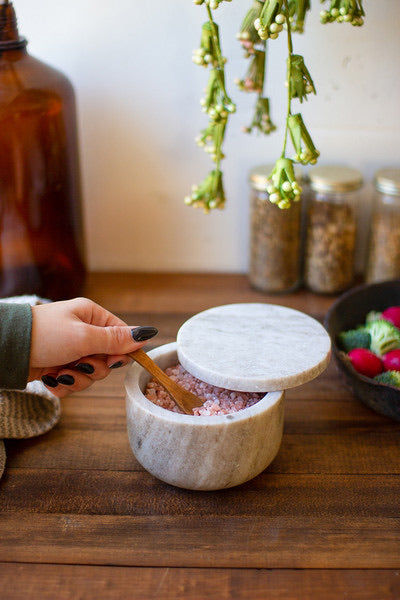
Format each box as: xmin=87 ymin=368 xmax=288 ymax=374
xmin=0 ymin=2 xmax=27 ymax=51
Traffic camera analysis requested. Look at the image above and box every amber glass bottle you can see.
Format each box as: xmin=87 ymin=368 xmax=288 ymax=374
xmin=0 ymin=1 xmax=85 ymax=299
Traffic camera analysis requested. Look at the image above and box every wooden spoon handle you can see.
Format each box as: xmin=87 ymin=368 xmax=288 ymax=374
xmin=129 ymin=348 xmax=177 ymax=392
xmin=128 ymin=348 xmax=203 ymax=415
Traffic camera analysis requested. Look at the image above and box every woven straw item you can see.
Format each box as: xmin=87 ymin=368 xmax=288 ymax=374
xmin=0 ymin=387 xmax=60 ymax=439
xmin=0 ymin=382 xmax=60 ymax=479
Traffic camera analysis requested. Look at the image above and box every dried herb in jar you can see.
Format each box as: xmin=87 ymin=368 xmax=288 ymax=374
xmin=305 ymin=200 xmax=357 ymax=294
xmin=366 ymin=168 xmax=400 ymax=283
xmin=304 ymin=166 xmax=362 ymax=294
xmin=248 ymin=165 xmax=302 ymax=293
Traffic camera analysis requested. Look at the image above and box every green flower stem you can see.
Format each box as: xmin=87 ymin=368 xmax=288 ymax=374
xmin=206 ymin=5 xmax=227 ymax=168
xmin=281 ymin=0 xmax=293 ymax=159
xmin=206 ymin=6 xmax=226 ymax=89
xmin=212 ymin=121 xmax=226 ymax=165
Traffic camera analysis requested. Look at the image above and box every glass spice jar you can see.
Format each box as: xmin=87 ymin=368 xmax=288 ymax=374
xmin=304 ymin=165 xmax=362 ymax=294
xmin=366 ymin=168 xmax=400 ymax=283
xmin=248 ymin=164 xmax=302 ymax=293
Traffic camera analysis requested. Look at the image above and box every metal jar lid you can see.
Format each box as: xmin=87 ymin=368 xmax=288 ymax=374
xmin=374 ymin=168 xmax=400 ymax=196
xmin=309 ymin=165 xmax=363 ymax=193
xmin=249 ymin=164 xmax=303 ymax=192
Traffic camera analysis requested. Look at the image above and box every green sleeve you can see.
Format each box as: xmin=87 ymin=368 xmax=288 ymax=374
xmin=0 ymin=303 xmax=32 ymax=390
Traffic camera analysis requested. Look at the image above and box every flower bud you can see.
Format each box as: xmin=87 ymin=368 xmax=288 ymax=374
xmin=269 ymin=193 xmax=280 ymax=204
xmin=278 ymin=200 xmax=290 ymax=209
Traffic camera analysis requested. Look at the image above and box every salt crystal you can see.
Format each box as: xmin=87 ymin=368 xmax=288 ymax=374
xmin=144 ymin=363 xmax=263 ymax=416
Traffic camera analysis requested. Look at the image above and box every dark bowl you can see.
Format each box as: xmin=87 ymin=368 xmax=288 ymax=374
xmin=324 ymin=279 xmax=400 ymax=421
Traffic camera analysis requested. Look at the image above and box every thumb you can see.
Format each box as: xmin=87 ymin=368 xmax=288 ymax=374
xmin=85 ymin=325 xmax=158 ymax=356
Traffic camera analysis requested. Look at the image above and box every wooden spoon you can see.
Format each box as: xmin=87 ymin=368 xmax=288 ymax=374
xmin=128 ymin=348 xmax=205 ymax=415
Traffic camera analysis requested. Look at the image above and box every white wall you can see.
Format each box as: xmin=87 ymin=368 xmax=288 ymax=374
xmin=14 ymin=0 xmax=400 ymax=273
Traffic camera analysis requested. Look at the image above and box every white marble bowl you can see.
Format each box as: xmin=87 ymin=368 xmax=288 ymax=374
xmin=125 ymin=342 xmax=284 ymax=491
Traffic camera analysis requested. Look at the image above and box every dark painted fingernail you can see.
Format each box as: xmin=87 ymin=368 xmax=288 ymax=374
xmin=109 ymin=360 xmax=123 ymax=369
xmin=131 ymin=326 xmax=158 ymax=342
xmin=42 ymin=375 xmax=58 ymax=388
xmin=57 ymin=374 xmax=75 ymax=386
xmin=75 ymin=362 xmax=94 ymax=374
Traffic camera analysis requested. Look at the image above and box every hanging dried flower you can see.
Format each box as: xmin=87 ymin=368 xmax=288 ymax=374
xmin=254 ymin=1 xmax=286 ymax=41
xmin=287 ymin=54 xmax=316 ymax=103
xmin=243 ymin=97 xmax=276 ymax=135
xmin=287 ymin=0 xmax=311 ymax=33
xmin=235 ymin=50 xmax=266 ymax=94
xmin=288 ymin=113 xmax=320 ymax=164
xmin=320 ymin=0 xmax=364 ymax=26
xmin=236 ymin=0 xmax=265 ymax=55
xmin=188 ymin=0 xmax=366 ymax=211
xmin=184 ymin=169 xmax=225 ymax=212
xmin=187 ymin=3 xmax=235 ymax=212
xmin=267 ymin=158 xmax=302 ymax=209
xmin=192 ymin=21 xmax=221 ymax=68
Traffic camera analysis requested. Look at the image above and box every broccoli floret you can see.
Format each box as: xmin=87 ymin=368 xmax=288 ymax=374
xmin=366 ymin=319 xmax=400 ymax=357
xmin=374 ymin=370 xmax=400 ymax=387
xmin=366 ymin=310 xmax=382 ymax=324
xmin=338 ymin=328 xmax=371 ymax=352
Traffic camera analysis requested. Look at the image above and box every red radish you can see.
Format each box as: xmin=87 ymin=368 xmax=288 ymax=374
xmin=348 ymin=348 xmax=383 ymax=378
xmin=381 ymin=306 xmax=400 ymax=328
xmin=382 ymin=349 xmax=400 ymax=372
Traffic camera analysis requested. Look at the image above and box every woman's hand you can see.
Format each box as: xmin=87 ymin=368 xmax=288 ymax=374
xmin=29 ymin=297 xmax=158 ymax=398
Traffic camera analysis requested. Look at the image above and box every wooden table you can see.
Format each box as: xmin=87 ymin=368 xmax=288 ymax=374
xmin=1 ymin=273 xmax=399 ymax=599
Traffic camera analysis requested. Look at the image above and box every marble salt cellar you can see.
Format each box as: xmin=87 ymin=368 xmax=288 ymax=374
xmin=125 ymin=303 xmax=331 ymax=491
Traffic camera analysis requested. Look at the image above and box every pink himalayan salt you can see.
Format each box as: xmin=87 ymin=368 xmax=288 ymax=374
xmin=144 ymin=363 xmax=263 ymax=416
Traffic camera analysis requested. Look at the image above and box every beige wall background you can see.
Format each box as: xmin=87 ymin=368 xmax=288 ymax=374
xmin=15 ymin=0 xmax=400 ymax=273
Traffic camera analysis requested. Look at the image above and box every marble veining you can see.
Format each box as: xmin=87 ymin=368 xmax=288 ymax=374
xmin=177 ymin=303 xmax=331 ymax=392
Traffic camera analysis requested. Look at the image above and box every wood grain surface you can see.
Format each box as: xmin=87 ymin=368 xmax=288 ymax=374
xmin=1 ymin=273 xmax=399 ymax=599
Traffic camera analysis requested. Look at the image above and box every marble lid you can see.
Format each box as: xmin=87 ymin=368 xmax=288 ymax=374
xmin=176 ymin=303 xmax=331 ymax=392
